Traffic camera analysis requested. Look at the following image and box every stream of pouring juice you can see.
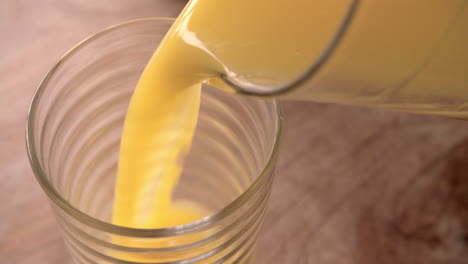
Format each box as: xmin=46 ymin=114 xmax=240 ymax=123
xmin=112 ymin=0 xmax=348 ymax=230
xmin=112 ymin=0 xmax=467 ymax=258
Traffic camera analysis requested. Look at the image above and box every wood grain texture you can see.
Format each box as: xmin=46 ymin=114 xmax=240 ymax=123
xmin=1 ymin=1 xmax=467 ymax=263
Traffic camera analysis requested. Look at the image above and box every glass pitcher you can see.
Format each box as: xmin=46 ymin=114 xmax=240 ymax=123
xmin=201 ymin=0 xmax=468 ymax=119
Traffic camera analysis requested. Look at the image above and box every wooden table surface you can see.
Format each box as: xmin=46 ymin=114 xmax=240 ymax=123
xmin=1 ymin=1 xmax=468 ymax=263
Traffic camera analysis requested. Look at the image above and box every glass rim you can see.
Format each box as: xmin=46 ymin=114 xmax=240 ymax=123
xmin=25 ymin=17 xmax=283 ymax=238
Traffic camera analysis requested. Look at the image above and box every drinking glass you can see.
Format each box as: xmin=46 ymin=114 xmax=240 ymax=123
xmin=26 ymin=18 xmax=282 ymax=264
